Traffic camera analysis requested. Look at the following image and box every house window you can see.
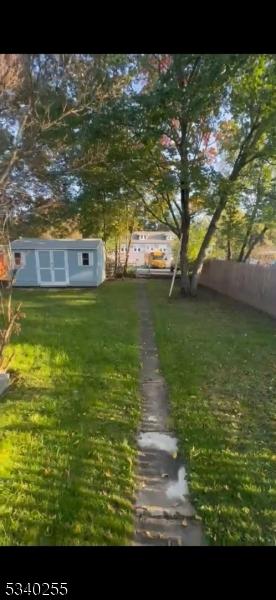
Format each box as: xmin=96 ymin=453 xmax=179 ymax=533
xmin=13 ymin=252 xmax=25 ymax=268
xmin=78 ymin=252 xmax=94 ymax=267
xmin=14 ymin=252 xmax=22 ymax=266
xmin=82 ymin=252 xmax=89 ymax=266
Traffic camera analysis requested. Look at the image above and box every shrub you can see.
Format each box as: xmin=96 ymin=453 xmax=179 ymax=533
xmin=125 ymin=268 xmax=136 ymax=278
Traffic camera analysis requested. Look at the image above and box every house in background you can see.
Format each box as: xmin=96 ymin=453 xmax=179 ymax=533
xmin=120 ymin=231 xmax=176 ymax=267
xmin=11 ymin=238 xmax=106 ymax=287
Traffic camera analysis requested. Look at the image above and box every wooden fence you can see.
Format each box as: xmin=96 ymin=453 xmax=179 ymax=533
xmin=200 ymin=260 xmax=276 ymax=318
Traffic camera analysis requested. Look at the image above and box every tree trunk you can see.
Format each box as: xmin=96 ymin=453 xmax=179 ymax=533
xmin=179 ymin=136 xmax=191 ymax=296
xmin=190 ymin=193 xmax=228 ymax=295
xmin=123 ymin=225 xmax=134 ymax=276
xmin=227 ymin=236 xmax=232 ymax=260
xmin=243 ymin=226 xmax=268 ymax=262
xmin=178 ymin=178 xmax=191 ymax=296
xmin=190 ymin=272 xmax=200 ymax=296
xmin=118 ymin=236 xmax=121 ymax=267
xmin=238 ymin=235 xmax=249 ymax=263
xmin=179 ymin=227 xmax=190 ymax=295
xmin=190 ymin=142 xmax=249 ymax=294
xmin=238 ymin=205 xmax=258 ymax=262
xmin=114 ymin=240 xmax=118 ymax=274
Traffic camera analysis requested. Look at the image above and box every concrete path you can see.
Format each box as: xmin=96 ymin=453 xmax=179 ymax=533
xmin=134 ymin=281 xmax=205 ymax=546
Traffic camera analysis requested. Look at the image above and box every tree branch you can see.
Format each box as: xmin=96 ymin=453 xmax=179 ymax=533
xmin=0 ymin=110 xmax=30 ymax=193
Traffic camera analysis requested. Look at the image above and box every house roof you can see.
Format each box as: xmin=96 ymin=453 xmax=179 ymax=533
xmin=11 ymin=238 xmax=102 ymax=250
xmin=130 ymin=240 xmax=172 ymax=245
xmin=132 ymin=231 xmax=176 ymax=241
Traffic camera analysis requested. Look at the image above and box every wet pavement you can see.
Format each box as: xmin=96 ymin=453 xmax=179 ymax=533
xmin=134 ymin=281 xmax=205 ymax=546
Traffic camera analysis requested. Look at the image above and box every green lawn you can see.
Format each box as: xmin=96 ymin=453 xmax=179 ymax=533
xmin=148 ymin=280 xmax=276 ymax=546
xmin=1 ymin=279 xmax=275 ymax=546
xmin=0 ymin=282 xmax=140 ymax=545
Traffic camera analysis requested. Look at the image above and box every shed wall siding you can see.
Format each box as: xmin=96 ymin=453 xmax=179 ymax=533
xmin=13 ymin=250 xmax=38 ymax=286
xmin=67 ymin=250 xmax=99 ymax=286
xmin=12 ymin=246 xmax=105 ymax=287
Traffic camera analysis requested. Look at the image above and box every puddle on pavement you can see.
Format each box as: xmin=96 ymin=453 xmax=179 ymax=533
xmin=138 ymin=432 xmax=178 ymax=455
xmin=166 ymin=466 xmax=189 ymax=499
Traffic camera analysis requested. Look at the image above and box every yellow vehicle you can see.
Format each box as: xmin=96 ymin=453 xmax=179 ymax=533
xmin=147 ymin=250 xmax=167 ymax=269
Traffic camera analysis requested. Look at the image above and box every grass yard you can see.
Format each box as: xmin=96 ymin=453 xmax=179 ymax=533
xmin=148 ymin=280 xmax=276 ymax=545
xmin=0 ymin=282 xmax=140 ymax=545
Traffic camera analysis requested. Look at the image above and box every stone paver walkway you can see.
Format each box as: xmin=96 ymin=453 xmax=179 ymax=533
xmin=134 ymin=281 xmax=205 ymax=546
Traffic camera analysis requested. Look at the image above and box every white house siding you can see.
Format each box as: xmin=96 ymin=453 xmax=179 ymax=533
xmin=120 ymin=232 xmax=175 ymax=267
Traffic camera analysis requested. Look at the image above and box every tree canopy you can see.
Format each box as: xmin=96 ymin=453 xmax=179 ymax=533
xmin=1 ymin=53 xmax=276 ymax=291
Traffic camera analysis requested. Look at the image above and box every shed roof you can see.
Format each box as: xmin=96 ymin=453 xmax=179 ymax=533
xmin=11 ymin=238 xmax=102 ymax=250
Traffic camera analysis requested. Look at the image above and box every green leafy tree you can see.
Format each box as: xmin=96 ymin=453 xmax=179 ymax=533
xmin=3 ymin=53 xmax=276 ymax=298
xmin=0 ymin=54 xmax=134 ymax=236
xmin=214 ymin=200 xmax=246 ymax=260
xmin=214 ymin=164 xmax=276 ymax=262
xmin=109 ymin=54 xmax=246 ymax=294
xmin=192 ymin=55 xmax=276 ymax=290
xmin=107 ymin=54 xmax=276 ymax=295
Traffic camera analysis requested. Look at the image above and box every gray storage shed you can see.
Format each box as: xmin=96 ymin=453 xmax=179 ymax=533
xmin=11 ymin=238 xmax=106 ymax=287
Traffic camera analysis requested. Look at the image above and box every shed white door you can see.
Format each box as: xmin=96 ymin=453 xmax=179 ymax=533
xmin=36 ymin=250 xmax=69 ymax=285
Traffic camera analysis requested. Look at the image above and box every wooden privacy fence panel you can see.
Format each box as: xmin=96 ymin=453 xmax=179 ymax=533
xmin=200 ymin=260 xmax=276 ymax=318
